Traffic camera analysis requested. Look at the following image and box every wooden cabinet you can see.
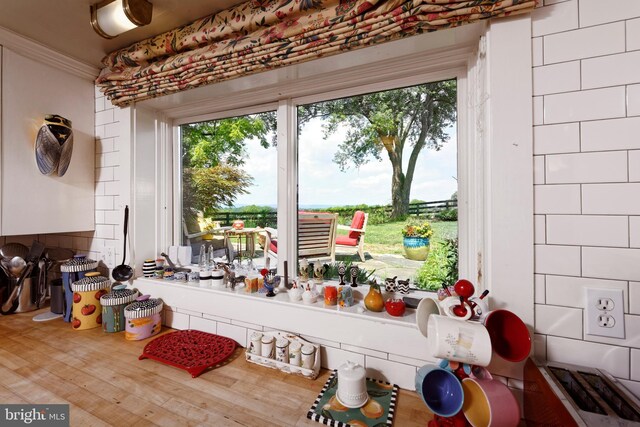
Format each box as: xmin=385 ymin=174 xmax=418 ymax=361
xmin=0 ymin=46 xmax=94 ymax=235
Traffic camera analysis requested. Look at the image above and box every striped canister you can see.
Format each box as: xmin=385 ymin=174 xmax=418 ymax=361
xmin=124 ymin=295 xmax=163 ymax=340
xmin=142 ymin=259 xmax=156 ymax=277
xmin=70 ymin=272 xmax=110 ymax=330
xmin=100 ymin=284 xmax=139 ymax=333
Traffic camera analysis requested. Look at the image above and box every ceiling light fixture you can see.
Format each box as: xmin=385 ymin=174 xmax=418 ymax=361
xmin=90 ymin=0 xmax=152 ymax=39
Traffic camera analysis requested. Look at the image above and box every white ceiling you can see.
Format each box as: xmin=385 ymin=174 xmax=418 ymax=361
xmin=0 ymin=0 xmax=246 ymax=67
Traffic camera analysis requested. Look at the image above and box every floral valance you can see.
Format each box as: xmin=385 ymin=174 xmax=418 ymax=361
xmin=96 ymin=0 xmax=536 ymax=106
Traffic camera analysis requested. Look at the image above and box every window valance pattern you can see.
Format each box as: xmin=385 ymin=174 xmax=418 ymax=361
xmin=96 ymin=0 xmax=536 ymax=106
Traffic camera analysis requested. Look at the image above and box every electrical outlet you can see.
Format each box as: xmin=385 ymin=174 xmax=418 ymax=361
xmin=100 ymin=246 xmax=116 ymax=268
xmin=585 ymin=288 xmax=625 ymax=339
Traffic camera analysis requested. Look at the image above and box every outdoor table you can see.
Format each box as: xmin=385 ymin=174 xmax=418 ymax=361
xmin=224 ymin=228 xmax=258 ymax=259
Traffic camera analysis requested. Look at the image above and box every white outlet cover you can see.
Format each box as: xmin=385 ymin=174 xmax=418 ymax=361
xmin=585 ymin=288 xmax=625 ymax=339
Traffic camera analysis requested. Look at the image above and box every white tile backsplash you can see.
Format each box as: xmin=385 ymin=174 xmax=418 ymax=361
xmin=579 ymin=0 xmax=640 ymax=28
xmin=583 ymin=183 xmax=640 ymax=214
xmin=532 ymin=37 xmax=543 ymax=67
xmin=545 ymin=275 xmax=629 ymax=312
xmin=533 ymin=123 xmax=580 ymax=154
xmin=546 ymin=336 xmax=630 ymax=379
xmin=546 ymin=151 xmax=628 ymax=184
xmin=535 ymin=244 xmax=581 ymax=276
xmin=628 ymin=18 xmax=640 ymax=51
xmin=533 ymin=61 xmax=580 ymax=96
xmin=535 ymin=274 xmax=546 ymax=304
xmin=582 ymin=51 xmax=640 ymax=89
xmin=581 ymin=117 xmax=640 ymax=152
xmin=535 ymin=215 xmax=546 ymax=244
xmin=532 ymin=0 xmax=578 ymax=37
xmin=189 ymin=316 xmax=217 ymax=335
xmin=546 ymin=215 xmax=629 ymax=247
xmin=365 ymin=356 xmax=417 ymax=390
xmin=534 ymin=184 xmax=581 ymax=214
xmin=534 ymin=155 xmax=545 ymax=184
xmin=629 ymin=84 xmax=640 ymax=117
xmin=535 ymin=304 xmax=583 ymax=339
xmin=632 ymin=282 xmax=640 ymax=314
xmin=631 ymin=217 xmax=640 ymax=248
xmin=544 ymin=87 xmax=626 ymax=124
xmin=322 ymin=346 xmax=365 ymax=370
xmin=217 ymin=323 xmax=248 ymax=347
xmin=582 ymin=247 xmax=640 ymax=281
xmin=543 ymin=22 xmax=625 ymax=64
xmin=630 ymin=151 xmax=640 ymax=182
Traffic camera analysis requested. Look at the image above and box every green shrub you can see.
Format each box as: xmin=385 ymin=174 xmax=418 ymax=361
xmin=435 ymin=208 xmax=458 ymax=221
xmin=414 ymin=237 xmax=458 ymax=291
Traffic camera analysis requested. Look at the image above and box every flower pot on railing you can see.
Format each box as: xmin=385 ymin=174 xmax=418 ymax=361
xmin=403 ymin=236 xmax=430 ymax=261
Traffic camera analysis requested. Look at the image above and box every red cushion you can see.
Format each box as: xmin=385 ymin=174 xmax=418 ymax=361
xmin=348 ymin=211 xmax=366 ymax=239
xmin=336 ymin=235 xmax=358 ymax=246
xmin=270 ymin=240 xmax=278 ymax=253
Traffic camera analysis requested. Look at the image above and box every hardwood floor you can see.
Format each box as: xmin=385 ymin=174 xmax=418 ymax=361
xmin=0 ymin=309 xmax=432 ymax=426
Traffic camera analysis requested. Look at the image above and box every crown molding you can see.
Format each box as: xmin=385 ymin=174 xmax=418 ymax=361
xmin=0 ymin=26 xmax=99 ymax=81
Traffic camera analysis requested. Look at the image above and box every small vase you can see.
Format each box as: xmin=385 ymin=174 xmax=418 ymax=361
xmin=364 ymin=282 xmax=384 ymax=312
xmin=403 ymin=236 xmax=430 ymax=261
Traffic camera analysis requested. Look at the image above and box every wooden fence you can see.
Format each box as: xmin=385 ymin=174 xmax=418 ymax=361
xmin=210 ymin=199 xmax=457 ymax=226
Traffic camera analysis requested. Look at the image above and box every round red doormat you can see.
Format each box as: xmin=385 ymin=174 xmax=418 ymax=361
xmin=139 ymin=329 xmax=237 ymax=378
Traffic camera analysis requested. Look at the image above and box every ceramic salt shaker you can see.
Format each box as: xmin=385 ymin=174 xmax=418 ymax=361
xmin=289 ymin=341 xmax=302 ymax=367
xmin=261 ymin=335 xmax=275 ymax=359
xmin=249 ymin=332 xmax=263 ymax=356
xmin=301 ymin=344 xmax=316 ymax=369
xmin=336 ymin=360 xmax=368 ymax=408
xmin=275 ymin=337 xmax=289 ymax=363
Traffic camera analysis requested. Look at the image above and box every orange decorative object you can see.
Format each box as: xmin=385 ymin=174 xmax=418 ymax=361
xmin=232 ymin=220 xmax=245 ymax=230
xmin=324 ymin=285 xmax=337 ymax=306
xmin=364 ymin=282 xmax=384 ymax=312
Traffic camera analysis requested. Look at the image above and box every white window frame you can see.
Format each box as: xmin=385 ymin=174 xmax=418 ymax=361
xmin=132 ymin=15 xmax=533 ymax=332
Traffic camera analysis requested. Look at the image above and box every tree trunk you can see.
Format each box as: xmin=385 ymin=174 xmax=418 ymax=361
xmin=382 ymin=135 xmax=411 ymax=220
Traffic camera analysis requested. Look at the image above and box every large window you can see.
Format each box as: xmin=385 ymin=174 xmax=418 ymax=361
xmin=297 ymin=81 xmax=458 ymax=290
xmin=180 ymin=111 xmax=277 ymax=264
xmin=179 ymin=81 xmax=458 ymax=291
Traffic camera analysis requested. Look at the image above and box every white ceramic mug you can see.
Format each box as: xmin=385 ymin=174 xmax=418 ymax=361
xmin=439 ymin=296 xmax=473 ymax=320
xmin=426 ymin=314 xmax=492 ymax=367
xmin=416 ymin=297 xmax=443 ymax=337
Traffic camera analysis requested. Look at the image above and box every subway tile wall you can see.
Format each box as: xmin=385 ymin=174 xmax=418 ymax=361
xmin=533 ymin=0 xmax=640 ymax=397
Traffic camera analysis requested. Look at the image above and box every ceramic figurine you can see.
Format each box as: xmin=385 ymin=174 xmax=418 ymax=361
xmin=299 ymin=259 xmax=309 ymax=282
xmin=302 ymin=283 xmax=317 ymax=305
xmin=349 ymin=265 xmax=359 ymax=287
xmin=397 ymin=278 xmax=411 ymax=294
xmin=364 ymin=280 xmax=384 ymax=312
xmin=289 ymin=281 xmax=303 ymax=302
xmin=339 ymin=286 xmax=354 ymax=307
xmin=264 ymin=273 xmax=279 ymax=297
xmin=337 ymin=262 xmax=346 ymax=286
xmin=313 ymin=263 xmax=327 ymax=284
xmin=384 ymin=276 xmax=398 ymax=293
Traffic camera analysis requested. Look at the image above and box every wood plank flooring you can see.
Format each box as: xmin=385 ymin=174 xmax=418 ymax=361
xmin=0 ymin=309 xmax=432 ymax=426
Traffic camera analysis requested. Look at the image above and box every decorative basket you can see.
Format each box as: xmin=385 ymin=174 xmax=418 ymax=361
xmin=245 ymin=331 xmax=321 ymax=379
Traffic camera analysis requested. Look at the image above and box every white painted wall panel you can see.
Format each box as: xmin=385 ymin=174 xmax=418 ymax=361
xmin=1 ymin=48 xmax=94 ymax=235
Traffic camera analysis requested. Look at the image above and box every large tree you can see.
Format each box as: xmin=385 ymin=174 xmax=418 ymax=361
xmin=181 ymin=113 xmax=275 ymax=231
xmin=300 ymin=80 xmax=456 ymax=219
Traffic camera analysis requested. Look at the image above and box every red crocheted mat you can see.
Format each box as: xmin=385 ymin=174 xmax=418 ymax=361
xmin=139 ymin=329 xmax=237 ymax=378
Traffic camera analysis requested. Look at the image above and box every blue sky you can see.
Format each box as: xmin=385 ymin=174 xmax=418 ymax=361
xmin=234 ymin=118 xmax=457 ymax=207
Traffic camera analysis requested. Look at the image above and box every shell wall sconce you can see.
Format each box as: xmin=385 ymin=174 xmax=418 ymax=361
xmin=35 ymin=114 xmax=74 ymax=177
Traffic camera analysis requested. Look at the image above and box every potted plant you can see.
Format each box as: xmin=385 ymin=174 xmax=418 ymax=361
xmin=402 ymin=219 xmax=433 ymax=261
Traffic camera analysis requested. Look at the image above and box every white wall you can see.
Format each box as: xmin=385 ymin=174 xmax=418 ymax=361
xmin=1 ymin=86 xmax=124 ymax=276
xmin=532 ymin=0 xmax=640 ymax=397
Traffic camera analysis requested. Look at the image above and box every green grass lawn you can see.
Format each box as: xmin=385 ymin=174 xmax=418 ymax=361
xmin=338 ymin=220 xmax=458 ymax=255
